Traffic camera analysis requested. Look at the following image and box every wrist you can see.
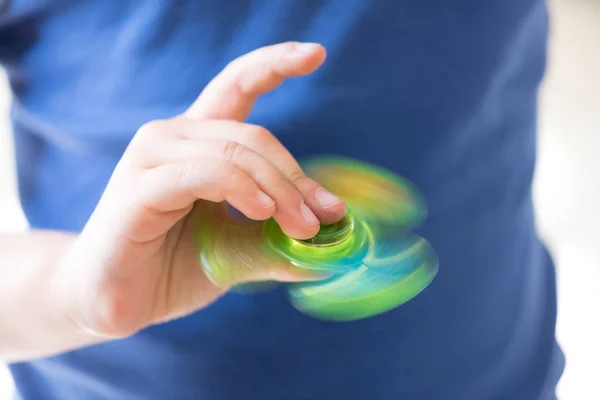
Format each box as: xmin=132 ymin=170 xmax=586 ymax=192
xmin=51 ymin=234 xmax=146 ymax=341
xmin=49 ymin=236 xmax=111 ymax=343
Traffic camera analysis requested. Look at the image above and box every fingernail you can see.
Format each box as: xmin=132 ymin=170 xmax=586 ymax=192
xmin=294 ymin=42 xmax=320 ymax=54
xmin=300 ymin=203 xmax=320 ymax=226
xmin=257 ymin=191 xmax=275 ymax=208
xmin=316 ymin=188 xmax=343 ymax=209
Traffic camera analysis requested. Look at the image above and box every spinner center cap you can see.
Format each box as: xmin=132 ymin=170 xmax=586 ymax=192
xmin=296 ymin=214 xmax=354 ymax=247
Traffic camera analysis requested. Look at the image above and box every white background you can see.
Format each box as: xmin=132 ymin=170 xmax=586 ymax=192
xmin=1 ymin=0 xmax=599 ymax=398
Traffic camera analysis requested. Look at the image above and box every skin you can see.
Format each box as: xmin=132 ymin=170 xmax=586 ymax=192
xmin=0 ymin=42 xmax=346 ymax=362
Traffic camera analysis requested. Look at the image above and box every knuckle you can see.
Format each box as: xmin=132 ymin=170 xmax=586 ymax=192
xmin=123 ymin=119 xmax=171 ymax=166
xmin=219 ymin=60 xmax=247 ymax=95
xmin=246 ymin=124 xmax=273 ymax=144
xmin=270 ymin=171 xmax=301 ymax=200
xmin=288 ymin=170 xmax=307 ymax=186
xmin=223 ymin=57 xmax=240 ymax=74
xmin=221 ymin=140 xmax=247 ymax=166
xmin=173 ymin=161 xmax=226 ymax=202
xmin=131 ymin=120 xmax=171 ymax=153
xmin=173 ymin=160 xmax=198 ymax=187
xmin=136 ymin=119 xmax=168 ymax=140
xmin=223 ymin=56 xmax=246 ymax=79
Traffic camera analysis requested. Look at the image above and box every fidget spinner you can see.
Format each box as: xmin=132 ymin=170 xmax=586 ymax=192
xmin=196 ymin=157 xmax=438 ymax=321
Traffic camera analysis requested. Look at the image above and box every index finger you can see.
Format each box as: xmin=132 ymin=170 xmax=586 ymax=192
xmin=184 ymin=42 xmax=327 ymax=121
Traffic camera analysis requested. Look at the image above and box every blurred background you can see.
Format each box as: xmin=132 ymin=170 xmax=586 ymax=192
xmin=0 ymin=0 xmax=598 ymax=398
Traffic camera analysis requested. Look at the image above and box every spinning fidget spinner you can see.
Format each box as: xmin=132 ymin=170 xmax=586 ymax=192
xmin=196 ymin=157 xmax=438 ymax=321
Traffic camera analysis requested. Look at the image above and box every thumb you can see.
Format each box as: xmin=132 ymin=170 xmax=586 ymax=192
xmin=195 ymin=202 xmax=328 ymax=286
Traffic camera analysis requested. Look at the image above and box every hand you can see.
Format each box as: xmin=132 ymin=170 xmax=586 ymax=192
xmin=52 ymin=42 xmax=346 ymax=339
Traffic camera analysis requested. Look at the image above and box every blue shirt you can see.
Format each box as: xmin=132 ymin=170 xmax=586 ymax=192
xmin=1 ymin=1 xmax=564 ymax=399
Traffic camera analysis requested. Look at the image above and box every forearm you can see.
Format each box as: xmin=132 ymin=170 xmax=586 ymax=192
xmin=0 ymin=231 xmax=105 ymax=362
